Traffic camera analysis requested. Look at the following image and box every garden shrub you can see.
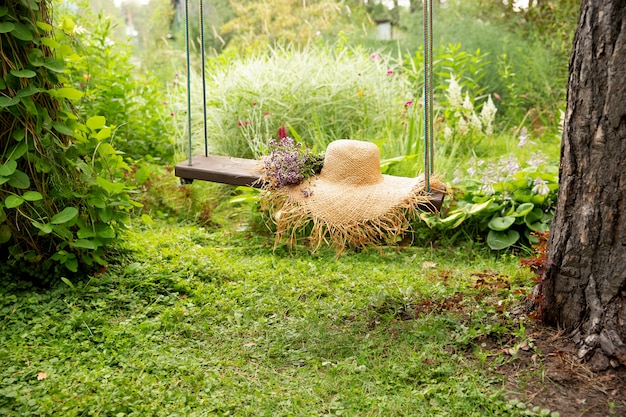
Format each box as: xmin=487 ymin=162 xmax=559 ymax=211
xmin=59 ymin=8 xmax=177 ymax=164
xmin=0 ymin=0 xmax=137 ymax=281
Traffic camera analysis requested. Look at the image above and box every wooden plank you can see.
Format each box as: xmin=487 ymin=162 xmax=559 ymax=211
xmin=417 ymin=192 xmax=445 ymax=213
xmin=175 ymin=155 xmax=263 ymax=187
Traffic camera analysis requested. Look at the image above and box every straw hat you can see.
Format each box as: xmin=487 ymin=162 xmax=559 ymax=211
xmin=262 ymin=140 xmax=445 ymax=252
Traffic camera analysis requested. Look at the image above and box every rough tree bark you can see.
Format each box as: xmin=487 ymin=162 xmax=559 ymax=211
xmin=541 ymin=0 xmax=626 ymax=370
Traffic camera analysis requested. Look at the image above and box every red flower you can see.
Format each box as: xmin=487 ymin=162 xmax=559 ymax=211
xmin=278 ymin=125 xmax=287 ymax=139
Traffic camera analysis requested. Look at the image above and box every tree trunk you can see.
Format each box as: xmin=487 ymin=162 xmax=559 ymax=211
xmin=541 ymin=0 xmax=626 ymax=370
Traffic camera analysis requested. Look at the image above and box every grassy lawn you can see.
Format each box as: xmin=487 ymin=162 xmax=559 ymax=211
xmin=0 ymin=222 xmax=546 ymax=416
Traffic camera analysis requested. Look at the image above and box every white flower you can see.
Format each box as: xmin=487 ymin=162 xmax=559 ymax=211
xmin=470 ymin=113 xmax=482 ymax=131
xmin=501 ymin=155 xmax=520 ymax=177
xmin=452 ymin=168 xmax=463 ymax=184
xmin=444 ymin=126 xmax=453 ymax=141
xmin=480 ymin=96 xmax=497 ymax=135
xmin=480 ymin=182 xmax=496 ymax=196
xmin=532 ymin=177 xmax=550 ymax=195
xmin=446 ymin=75 xmax=463 ymax=108
xmin=462 ymin=93 xmax=474 ymax=112
xmin=527 ymin=151 xmax=547 ymax=168
xmin=518 ymin=127 xmax=530 ymax=147
xmin=457 ymin=117 xmax=469 ymax=136
xmin=73 ymin=25 xmax=88 ymax=35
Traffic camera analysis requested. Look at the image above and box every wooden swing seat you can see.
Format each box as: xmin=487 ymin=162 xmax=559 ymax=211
xmin=174 ymin=154 xmax=445 ymax=212
xmin=175 ymin=154 xmax=263 ymax=187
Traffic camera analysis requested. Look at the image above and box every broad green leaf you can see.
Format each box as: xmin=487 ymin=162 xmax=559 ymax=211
xmin=8 ymin=170 xmax=30 ymax=189
xmin=0 ymin=225 xmax=11 ymax=244
xmin=10 ymin=69 xmax=36 ymax=78
xmin=440 ymin=211 xmax=466 ymax=228
xmin=514 ymin=202 xmax=534 ymax=217
xmin=0 ymin=176 xmax=9 ymax=186
xmin=5 ymin=195 xmax=24 ymax=209
xmin=86 ymin=116 xmax=106 ymax=130
xmin=0 ymin=6 xmax=9 ymax=17
xmin=33 ymin=221 xmax=53 ymax=234
xmin=0 ymin=78 xmax=5 ymax=89
xmin=10 ymin=22 xmax=33 ymax=41
xmin=65 ymin=258 xmax=79 ymax=273
xmin=524 ymin=208 xmax=544 ymax=227
xmin=41 ymin=37 xmax=61 ymax=49
xmin=0 ymin=96 xmax=20 ymax=108
xmin=487 ymin=229 xmax=520 ymax=250
xmin=464 ymin=199 xmax=493 ymax=215
xmin=36 ymin=21 xmax=53 ymax=32
xmin=59 ymin=17 xmax=75 ymax=33
xmin=70 ymin=239 xmax=96 ymax=250
xmin=21 ymin=96 xmax=37 ymax=115
xmin=96 ymin=176 xmax=125 ymax=195
xmin=8 ymin=141 xmax=28 ymax=161
xmin=527 ymin=221 xmax=550 ymax=233
xmin=96 ymin=225 xmax=116 ymax=239
xmin=20 ymin=0 xmax=39 ymax=10
xmin=0 ymin=22 xmax=15 ymax=33
xmin=97 ymin=143 xmax=117 ymax=157
xmin=51 ymin=224 xmax=73 ymax=240
xmin=51 ymin=207 xmax=78 ymax=224
xmin=22 ymin=191 xmax=43 ymax=201
xmin=488 ymin=215 xmax=515 ymax=231
xmin=95 ymin=127 xmax=112 ymax=141
xmin=77 ymin=228 xmax=96 ymax=239
xmin=53 ymin=87 xmax=84 ymax=100
xmin=88 ymin=197 xmax=106 ymax=208
xmin=42 ymin=57 xmax=64 ymax=73
xmin=0 ymin=160 xmax=17 ymax=176
xmin=52 ymin=121 xmax=74 ymax=136
xmin=13 ymin=129 xmax=25 ymax=141
xmin=16 ymin=85 xmax=41 ymax=98
xmin=98 ymin=207 xmax=113 ymax=223
xmin=141 ymin=214 xmax=154 ymax=226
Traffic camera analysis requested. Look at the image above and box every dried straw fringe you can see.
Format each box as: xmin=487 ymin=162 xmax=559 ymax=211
xmin=262 ymin=183 xmax=441 ymax=254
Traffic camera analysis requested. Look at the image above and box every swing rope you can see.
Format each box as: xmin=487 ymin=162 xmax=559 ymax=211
xmin=423 ymin=0 xmax=434 ymax=193
xmin=199 ymin=0 xmax=209 ymax=157
xmin=184 ymin=0 xmax=192 ymax=165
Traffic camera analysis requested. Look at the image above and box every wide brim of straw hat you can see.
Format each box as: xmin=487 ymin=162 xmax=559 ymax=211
xmin=262 ymin=172 xmax=445 ymax=253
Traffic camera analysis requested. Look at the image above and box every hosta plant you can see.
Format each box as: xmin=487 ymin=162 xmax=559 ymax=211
xmin=421 ymin=153 xmax=558 ymax=250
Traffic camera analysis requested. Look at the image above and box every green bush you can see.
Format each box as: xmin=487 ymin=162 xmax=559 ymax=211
xmin=60 ymin=10 xmax=177 ymax=164
xmin=0 ymin=0 xmax=137 ymax=280
xmin=400 ymin=0 xmax=571 ymax=130
xmin=419 ymin=152 xmax=558 ymax=251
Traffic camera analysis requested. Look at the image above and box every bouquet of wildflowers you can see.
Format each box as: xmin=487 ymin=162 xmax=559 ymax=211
xmin=261 ymin=127 xmax=324 ymax=189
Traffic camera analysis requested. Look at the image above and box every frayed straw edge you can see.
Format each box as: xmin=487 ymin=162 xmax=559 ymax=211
xmin=261 ymin=181 xmax=445 ymax=254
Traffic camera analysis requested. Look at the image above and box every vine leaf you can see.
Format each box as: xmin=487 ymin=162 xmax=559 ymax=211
xmin=51 ymin=207 xmax=79 ymax=224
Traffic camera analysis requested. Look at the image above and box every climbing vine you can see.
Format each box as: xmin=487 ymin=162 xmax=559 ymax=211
xmin=0 ymin=0 xmax=137 ymax=280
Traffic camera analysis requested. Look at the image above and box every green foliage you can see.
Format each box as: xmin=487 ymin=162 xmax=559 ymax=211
xmin=0 ymin=222 xmax=544 ymax=416
xmin=420 ymin=155 xmax=558 ymax=251
xmin=59 ymin=9 xmax=176 ymax=163
xmin=185 ymin=42 xmax=418 ymax=160
xmin=0 ymin=0 xmax=137 ymax=279
xmin=400 ymin=0 xmax=573 ymax=130
xmin=221 ymin=0 xmax=370 ymax=52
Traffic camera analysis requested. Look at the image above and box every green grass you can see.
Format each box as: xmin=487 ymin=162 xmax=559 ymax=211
xmin=1 ymin=222 xmax=543 ymax=416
